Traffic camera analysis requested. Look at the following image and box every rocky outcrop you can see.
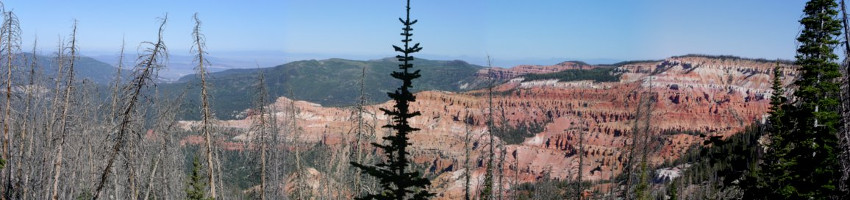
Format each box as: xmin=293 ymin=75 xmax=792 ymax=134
xmin=478 ymin=61 xmax=595 ymax=80
xmin=178 ymin=55 xmax=797 ymax=199
xmin=655 ymin=164 xmax=691 ymax=183
xmin=465 ymin=61 xmax=595 ymax=89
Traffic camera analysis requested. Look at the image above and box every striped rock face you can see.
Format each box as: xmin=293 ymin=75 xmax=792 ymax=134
xmin=178 ymin=55 xmax=796 ymax=199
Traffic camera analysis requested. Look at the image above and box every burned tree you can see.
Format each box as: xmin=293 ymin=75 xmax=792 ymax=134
xmin=0 ymin=10 xmax=19 ymax=198
xmin=50 ymin=21 xmax=77 ymax=200
xmin=191 ymin=13 xmax=219 ymax=199
xmin=92 ymin=15 xmax=168 ymax=200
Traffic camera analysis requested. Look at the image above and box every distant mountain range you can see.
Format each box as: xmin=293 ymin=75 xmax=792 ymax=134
xmin=14 ymin=52 xmax=583 ymax=120
xmin=22 ymin=53 xmax=789 ymax=123
xmin=8 ymin=53 xmax=126 ymax=85
xmin=164 ymin=57 xmax=484 ymax=119
xmin=88 ymin=51 xmax=627 ymax=81
xmin=90 ymin=53 xmax=284 ymax=82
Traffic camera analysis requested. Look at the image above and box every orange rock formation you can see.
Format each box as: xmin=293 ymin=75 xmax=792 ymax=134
xmin=179 ymin=55 xmax=796 ymax=199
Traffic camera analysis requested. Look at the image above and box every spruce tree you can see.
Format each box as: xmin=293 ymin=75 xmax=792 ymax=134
xmin=187 ymin=155 xmax=210 ymax=200
xmin=350 ymin=0 xmax=433 ymax=199
xmin=762 ymin=0 xmax=843 ymax=198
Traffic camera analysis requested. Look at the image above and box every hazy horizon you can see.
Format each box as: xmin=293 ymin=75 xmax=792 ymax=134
xmin=7 ymin=0 xmax=806 ymax=69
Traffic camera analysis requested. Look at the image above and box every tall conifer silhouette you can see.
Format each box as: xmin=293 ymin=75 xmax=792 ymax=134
xmin=350 ymin=0 xmax=433 ymax=199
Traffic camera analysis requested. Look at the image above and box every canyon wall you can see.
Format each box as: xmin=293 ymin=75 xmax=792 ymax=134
xmin=179 ymin=55 xmax=796 ymax=199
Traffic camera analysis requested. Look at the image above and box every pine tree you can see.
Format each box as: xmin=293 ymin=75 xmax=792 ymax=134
xmin=350 ymin=0 xmax=433 ymax=199
xmin=762 ymin=0 xmax=844 ymax=198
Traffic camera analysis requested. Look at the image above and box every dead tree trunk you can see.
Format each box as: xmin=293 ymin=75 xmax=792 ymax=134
xmin=635 ymin=75 xmax=655 ymax=200
xmin=269 ymin=103 xmax=284 ymax=199
xmin=92 ymin=15 xmax=167 ymax=200
xmin=104 ymin=39 xmax=126 ymax=200
xmin=1 ymin=15 xmax=9 ymax=195
xmin=577 ymin=125 xmax=585 ymax=200
xmin=191 ymin=13 xmax=218 ymax=199
xmin=498 ymin=144 xmax=505 ymax=200
xmin=290 ymin=88 xmax=306 ymax=200
xmin=0 ymin=10 xmax=20 ymax=200
xmin=1 ymin=11 xmax=20 ymax=199
xmin=110 ymin=39 xmax=125 ymax=124
xmin=623 ymin=95 xmax=639 ymax=199
xmin=837 ymin=0 xmax=850 ymax=195
xmin=623 ymin=74 xmax=654 ymax=200
xmin=463 ymin=111 xmax=472 ymax=200
xmin=353 ymin=66 xmax=367 ymax=196
xmin=17 ymin=38 xmax=38 ymax=200
xmin=142 ymin=90 xmax=184 ymax=200
xmin=253 ymin=69 xmax=269 ymax=200
xmin=608 ymin=155 xmax=616 ymax=200
xmin=513 ymin=149 xmax=519 ymax=199
xmin=50 ymin=21 xmax=77 ymax=200
xmin=483 ymin=56 xmax=495 ymax=200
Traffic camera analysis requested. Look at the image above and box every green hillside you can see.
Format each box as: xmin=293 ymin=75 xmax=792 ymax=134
xmin=20 ymin=53 xmax=126 ymax=85
xmin=167 ymin=57 xmax=483 ymax=120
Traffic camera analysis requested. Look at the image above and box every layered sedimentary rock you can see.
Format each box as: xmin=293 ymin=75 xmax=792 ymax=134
xmin=178 ymin=55 xmax=796 ymax=199
xmin=478 ymin=61 xmax=595 ymax=80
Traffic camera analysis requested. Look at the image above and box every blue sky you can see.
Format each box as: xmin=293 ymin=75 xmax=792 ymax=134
xmin=4 ymin=1 xmax=807 ymax=66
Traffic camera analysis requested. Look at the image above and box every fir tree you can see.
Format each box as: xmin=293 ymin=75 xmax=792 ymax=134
xmin=742 ymin=64 xmax=785 ymax=199
xmin=187 ymin=155 xmax=210 ymax=200
xmin=769 ymin=65 xmax=787 ymax=130
xmin=761 ymin=0 xmax=843 ymax=198
xmin=350 ymin=0 xmax=433 ymax=199
xmin=764 ymin=64 xmax=788 ymax=173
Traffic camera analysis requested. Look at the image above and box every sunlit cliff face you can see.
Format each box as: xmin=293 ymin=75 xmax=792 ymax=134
xmin=179 ymin=56 xmax=796 ymax=199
